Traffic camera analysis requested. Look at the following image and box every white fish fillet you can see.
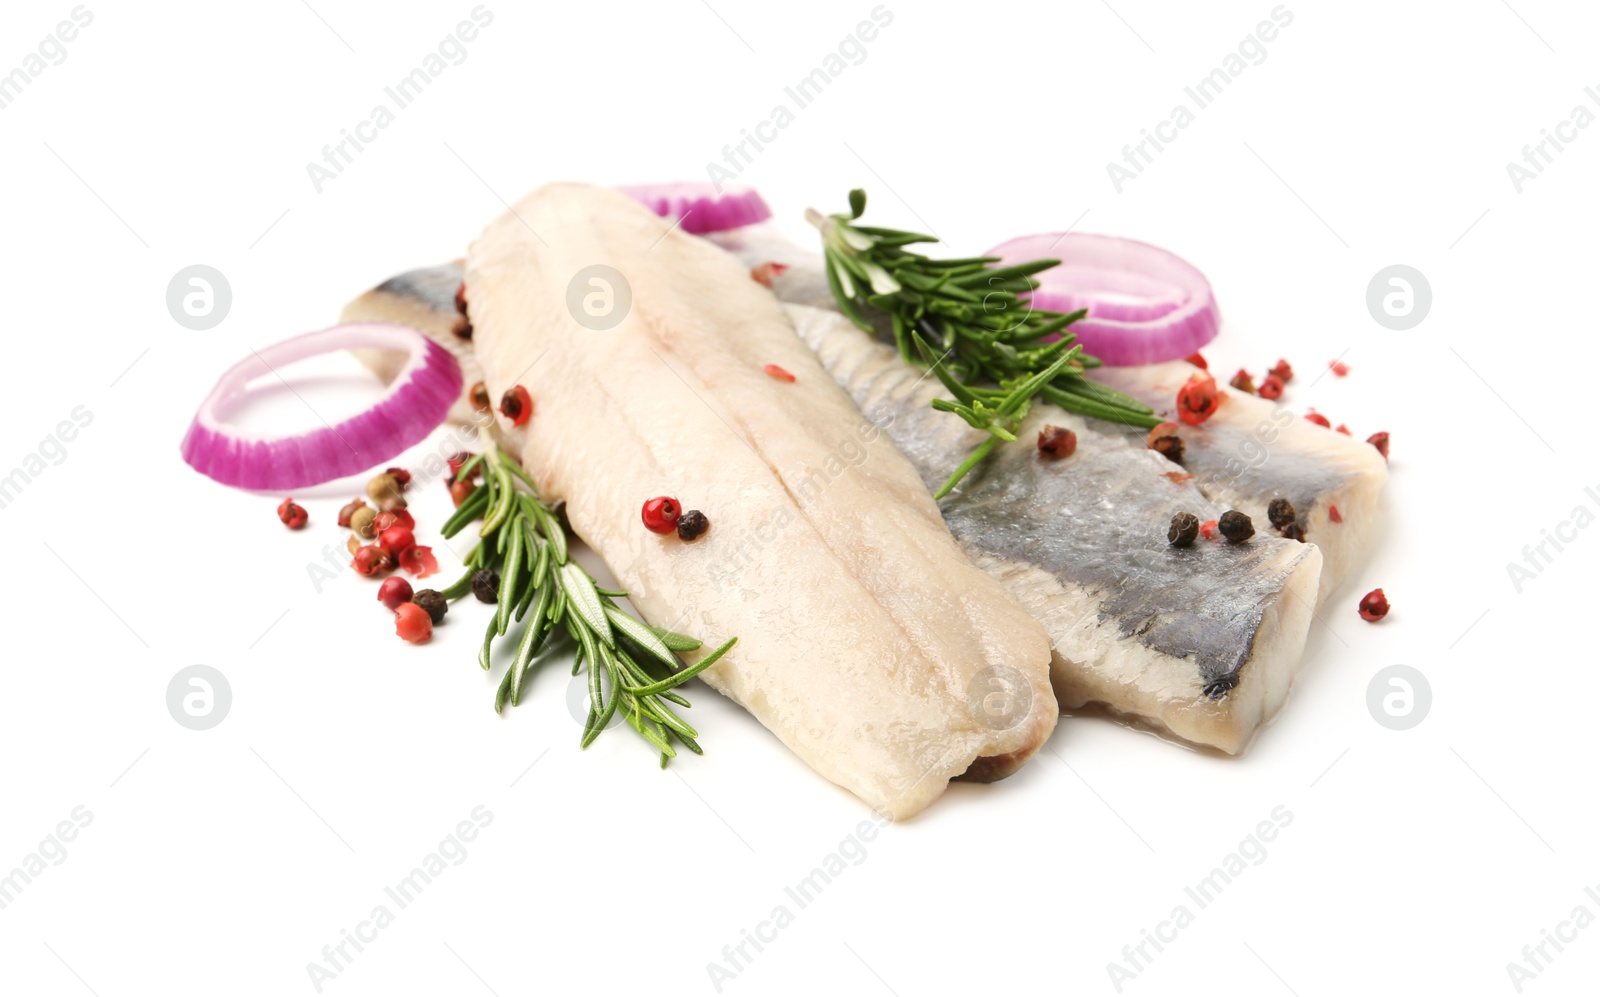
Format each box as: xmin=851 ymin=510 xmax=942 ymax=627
xmin=457 ymin=183 xmax=1057 ymax=818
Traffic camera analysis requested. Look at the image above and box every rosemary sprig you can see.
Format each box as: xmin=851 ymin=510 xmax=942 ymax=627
xmin=809 ymin=189 xmax=1161 ymax=497
xmin=439 ymin=444 xmax=736 ymax=766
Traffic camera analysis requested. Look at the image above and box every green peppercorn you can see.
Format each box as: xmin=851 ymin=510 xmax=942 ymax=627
xmin=1168 ymin=512 xmax=1200 ymax=547
xmin=413 ymin=589 xmax=448 ymax=624
xmin=367 ymin=472 xmax=402 ymax=506
xmin=472 ymin=568 xmax=500 ymax=603
xmin=350 ymin=505 xmax=378 ymax=539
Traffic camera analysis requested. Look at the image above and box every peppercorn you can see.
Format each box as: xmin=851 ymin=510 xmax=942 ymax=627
xmin=1367 ymin=431 xmax=1390 ymax=460
xmin=1185 ymin=352 xmax=1208 ymax=370
xmin=373 ymin=509 xmax=414 ymax=533
xmin=1229 ymin=369 xmax=1255 ymax=394
xmin=337 ymin=498 xmax=368 ymax=528
xmin=451 ymin=315 xmax=472 ymax=341
xmin=1037 ymin=425 xmax=1077 ymax=459
xmin=500 ymin=386 xmax=533 ymax=427
xmin=677 ymin=509 xmax=710 ymax=542
xmin=1258 ymin=374 xmax=1285 ymax=400
xmin=394 ymin=602 xmax=433 ymax=643
xmin=1358 ymin=588 xmax=1390 ymax=622
xmin=277 ymin=498 xmax=308 ymax=530
xmin=472 ymin=568 xmax=500 ymax=603
xmin=1281 ymin=523 xmax=1306 ymax=542
xmin=367 ymin=472 xmax=402 ymax=506
xmin=447 ymin=452 xmax=478 ymax=482
xmin=1217 ymin=510 xmax=1255 ymax=543
xmin=350 ymin=505 xmax=378 ymax=539
xmin=763 ymin=363 xmax=796 ymax=383
xmin=384 ymin=467 xmax=411 ymax=491
xmin=1269 ymin=358 xmax=1293 ymax=383
xmin=450 ymin=479 xmax=476 ymax=507
xmin=1267 ymin=497 xmax=1296 ymax=530
xmin=1150 ymin=435 xmax=1185 ymax=463
xmin=1176 ymin=373 xmax=1222 ymax=426
xmin=377 ymin=576 xmax=413 ymax=611
xmin=1199 ymin=519 xmax=1220 ymax=541
xmin=1304 ymin=410 xmax=1331 ymax=429
xmin=1168 ymin=512 xmax=1200 ymax=547
xmin=413 ymin=589 xmax=448 ymax=624
xmin=351 ymin=544 xmax=393 ymax=576
xmin=642 ymin=496 xmax=681 ymax=535
xmin=470 ymin=381 xmax=491 ymax=412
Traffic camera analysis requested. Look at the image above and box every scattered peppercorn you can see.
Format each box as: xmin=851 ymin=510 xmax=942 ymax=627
xmin=676 ymin=509 xmax=710 ymax=542
xmin=394 ymin=602 xmax=433 ymax=643
xmin=451 ymin=315 xmax=473 ymax=341
xmin=1176 ymin=373 xmax=1222 ymax=425
xmin=277 ymin=498 xmax=308 ymax=530
xmin=1229 ymin=369 xmax=1256 ymax=394
xmin=367 ymin=472 xmax=403 ymax=506
xmin=454 ymin=281 xmax=468 ymax=316
xmin=1358 ymin=588 xmax=1390 ymax=622
xmin=385 ymin=467 xmax=412 ymax=491
xmin=1267 ymin=497 xmax=1296 ymax=530
xmin=1281 ymin=523 xmax=1307 ymax=542
xmin=350 ymin=505 xmax=378 ymax=539
xmin=1258 ymin=374 xmax=1285 ymax=400
xmin=1185 ymin=352 xmax=1208 ymax=370
xmin=1328 ymin=359 xmax=1349 ymax=377
xmin=373 ymin=509 xmax=415 ymax=533
xmin=377 ymin=576 xmax=413 ymax=611
xmin=337 ymin=497 xmax=368 ymax=528
xmin=1304 ymin=410 xmax=1330 ymax=429
xmin=1145 ymin=421 xmax=1180 ymax=448
xmin=378 ymin=525 xmax=416 ymax=557
xmin=352 ymin=544 xmax=393 ymax=576
xmin=472 ymin=569 xmax=500 ymax=603
xmin=1328 ymin=504 xmax=1343 ymax=524
xmin=1218 ymin=510 xmax=1255 ymax=543
xmin=750 ymin=261 xmax=790 ymax=288
xmin=413 ymin=589 xmax=448 ymax=624
xmin=1367 ymin=431 xmax=1390 ymax=460
xmin=1037 ymin=425 xmax=1077 ymax=459
xmin=1150 ymin=435 xmax=1185 ymax=463
xmin=1199 ymin=519 xmax=1220 ymax=541
xmin=500 ymin=385 xmax=533 ymax=427
xmin=470 ymin=381 xmax=491 ymax=412
xmin=763 ymin=363 xmax=796 ymax=383
xmin=1336 ymin=424 xmax=1352 ymax=436
xmin=642 ymin=496 xmax=681 ymax=535
xmin=1168 ymin=512 xmax=1200 ymax=547
xmin=449 ymin=479 xmax=476 ymax=508
xmin=1269 ymin=358 xmax=1294 ymax=383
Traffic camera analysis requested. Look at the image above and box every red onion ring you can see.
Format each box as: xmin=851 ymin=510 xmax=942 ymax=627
xmin=987 ymin=232 xmax=1220 ymax=366
xmin=180 ymin=323 xmax=462 ymax=490
xmin=617 ymin=182 xmax=772 ymax=234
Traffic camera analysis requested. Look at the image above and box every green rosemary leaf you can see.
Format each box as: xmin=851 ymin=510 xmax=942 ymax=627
xmin=559 ymin=562 xmax=613 ymax=647
xmin=626 ymin=637 xmax=738 ymax=696
xmin=605 ymin=605 xmax=678 ymax=667
xmin=649 ymin=627 xmax=703 ymax=653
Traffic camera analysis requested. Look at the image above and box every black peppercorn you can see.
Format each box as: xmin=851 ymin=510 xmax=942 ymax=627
xmin=1218 ymin=510 xmax=1254 ymax=543
xmin=413 ymin=589 xmax=448 ymax=624
xmin=1150 ymin=435 xmax=1186 ymax=463
xmin=471 ymin=568 xmax=500 ymax=603
xmin=1267 ymin=497 xmax=1296 ymax=530
xmin=452 ymin=315 xmax=473 ymax=340
xmin=677 ymin=509 xmax=710 ymax=542
xmin=1168 ymin=512 xmax=1200 ymax=547
xmin=1281 ymin=522 xmax=1306 ymax=543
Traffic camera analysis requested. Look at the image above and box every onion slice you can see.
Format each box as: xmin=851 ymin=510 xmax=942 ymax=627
xmin=180 ymin=323 xmax=462 ymax=490
xmin=617 ymin=182 xmax=772 ymax=234
xmin=986 ymin=233 xmax=1220 ymax=367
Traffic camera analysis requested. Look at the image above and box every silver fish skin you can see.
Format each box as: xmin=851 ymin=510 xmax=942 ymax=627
xmin=709 ymin=224 xmax=1386 ymax=603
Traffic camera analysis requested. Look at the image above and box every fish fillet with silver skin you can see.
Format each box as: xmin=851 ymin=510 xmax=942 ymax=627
xmin=345 ymin=238 xmax=1320 ymax=754
xmin=710 ymin=225 xmax=1388 ymax=605
xmin=348 ymin=184 xmax=1058 ymax=819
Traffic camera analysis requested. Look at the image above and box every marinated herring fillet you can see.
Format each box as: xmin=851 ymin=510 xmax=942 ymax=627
xmin=457 ymin=183 xmax=1057 ymax=817
xmin=348 ymin=253 xmax=1319 ymax=752
xmin=709 ymin=225 xmax=1386 ymax=603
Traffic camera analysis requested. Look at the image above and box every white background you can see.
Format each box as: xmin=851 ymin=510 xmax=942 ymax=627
xmin=2 ymin=1 xmax=1596 ymax=994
